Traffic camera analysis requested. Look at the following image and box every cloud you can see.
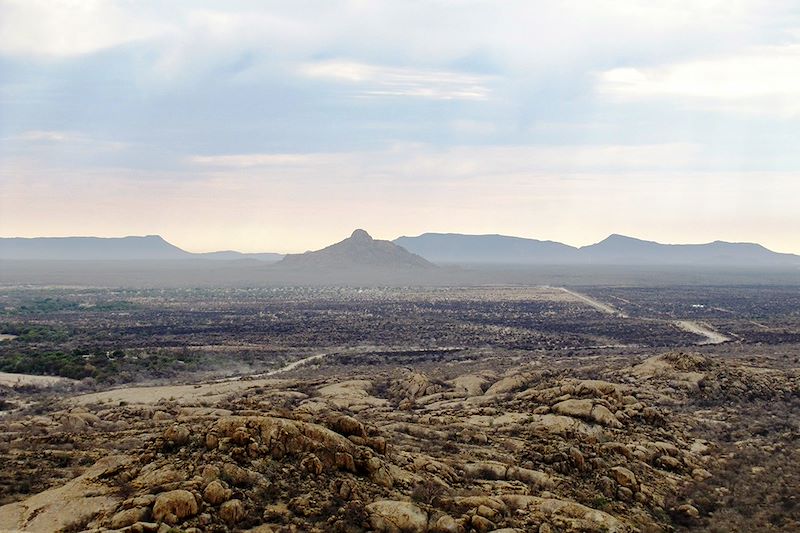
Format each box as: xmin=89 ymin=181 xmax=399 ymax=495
xmin=2 ymin=1 xmax=786 ymax=72
xmin=3 ymin=130 xmax=129 ymax=151
xmin=10 ymin=130 xmax=79 ymax=142
xmin=300 ymin=60 xmax=492 ymax=100
xmin=598 ymin=44 xmax=800 ymax=117
xmin=188 ymin=153 xmax=348 ymax=169
xmin=0 ymin=0 xmax=170 ymax=57
xmin=2 ymin=1 xmax=799 ymax=252
xmin=188 ymin=143 xmax=702 ymax=177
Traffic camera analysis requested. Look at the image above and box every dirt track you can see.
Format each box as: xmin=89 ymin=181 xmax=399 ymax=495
xmin=674 ymin=320 xmax=730 ymax=345
xmin=0 ymin=372 xmax=72 ymax=388
xmin=72 ymin=353 xmax=329 ymax=406
xmin=557 ymin=287 xmax=628 ymax=317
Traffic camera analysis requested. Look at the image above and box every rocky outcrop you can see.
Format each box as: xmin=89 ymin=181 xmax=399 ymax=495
xmin=552 ymin=399 xmax=623 ymax=428
xmin=390 ymin=372 xmax=448 ymax=401
xmin=0 ymin=455 xmax=129 ymax=532
xmin=0 ymin=353 xmax=738 ymax=533
xmin=485 ymin=373 xmax=532 ymax=395
xmin=450 ymin=373 xmax=493 ymax=396
xmin=209 ymin=415 xmax=386 ymax=473
xmin=315 ymin=380 xmax=389 ymax=411
xmin=463 ymin=462 xmax=555 ymax=488
xmin=500 ymin=495 xmax=630 ymax=533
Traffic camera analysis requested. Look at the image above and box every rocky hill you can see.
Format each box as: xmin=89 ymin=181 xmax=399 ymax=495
xmin=278 ymin=230 xmax=436 ymax=271
xmin=2 ymin=349 xmax=796 ymax=532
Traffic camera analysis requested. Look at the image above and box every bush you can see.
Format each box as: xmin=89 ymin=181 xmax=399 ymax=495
xmin=411 ymin=479 xmax=448 ymax=506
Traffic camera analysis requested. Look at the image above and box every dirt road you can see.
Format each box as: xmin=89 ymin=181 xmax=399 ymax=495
xmin=0 ymin=372 xmax=73 ymax=388
xmin=72 ymin=353 xmax=329 ymax=406
xmin=674 ymin=320 xmax=730 ymax=345
xmin=556 ymin=287 xmax=729 ymax=346
xmin=557 ymin=287 xmax=629 ymax=318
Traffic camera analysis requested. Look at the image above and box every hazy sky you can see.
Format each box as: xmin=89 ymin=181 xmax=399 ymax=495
xmin=1 ymin=0 xmax=799 ymax=253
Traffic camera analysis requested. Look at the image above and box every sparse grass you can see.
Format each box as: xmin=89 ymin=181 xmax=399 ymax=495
xmin=673 ymin=398 xmax=800 ymax=532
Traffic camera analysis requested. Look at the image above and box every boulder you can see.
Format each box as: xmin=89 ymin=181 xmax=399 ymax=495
xmin=221 ymin=463 xmax=254 ymax=487
xmin=163 ymin=424 xmax=191 ymax=447
xmin=152 ymin=411 xmax=172 ymax=422
xmin=574 ymin=380 xmax=626 ymax=399
xmin=152 ymin=490 xmax=199 ymax=524
xmin=506 ymin=466 xmax=555 ymax=488
xmin=393 ymin=372 xmax=446 ymax=399
xmin=134 ymin=465 xmax=186 ymax=490
xmin=464 ymin=462 xmax=507 ymax=480
xmin=675 ymin=503 xmax=700 ymax=519
xmin=552 ymin=399 xmax=622 ymax=428
xmin=231 ymin=426 xmax=251 ymax=445
xmin=330 ymin=415 xmax=366 ymax=437
xmin=203 ymin=480 xmax=232 ymax=505
xmin=476 ymin=504 xmax=497 ymax=519
xmin=110 ymin=506 xmax=149 ymax=529
xmin=200 ymin=464 xmax=221 ymax=483
xmin=529 ymin=414 xmax=602 ymax=437
xmin=610 ymin=466 xmax=638 ymax=489
xmin=471 ymin=514 xmax=495 ymax=532
xmin=590 ymin=404 xmax=623 ymax=428
xmin=450 ymin=374 xmax=492 ymax=396
xmin=657 ymin=455 xmax=682 ymax=470
xmin=219 ymin=499 xmax=246 ymax=524
xmin=431 ymin=514 xmax=463 ymax=533
xmin=449 ymin=496 xmax=508 ymax=515
xmin=126 ymin=494 xmax=156 ymax=508
xmin=552 ymin=398 xmax=593 ymax=417
xmin=60 ymin=413 xmax=90 ymax=433
xmin=485 ymin=374 xmax=530 ymax=395
xmin=301 ymin=454 xmax=324 ymax=475
xmin=366 ymin=500 xmax=428 ymax=533
xmin=463 ymin=462 xmax=554 ymax=488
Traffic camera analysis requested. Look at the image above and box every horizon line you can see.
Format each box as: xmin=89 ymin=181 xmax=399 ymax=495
xmin=1 ymin=231 xmax=798 ymax=257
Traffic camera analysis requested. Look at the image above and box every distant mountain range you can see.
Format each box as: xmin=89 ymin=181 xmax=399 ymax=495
xmin=0 ymin=236 xmax=283 ymax=262
xmin=577 ymin=234 xmax=799 ymax=266
xmin=394 ymin=233 xmax=577 ymax=265
xmin=1 ymin=232 xmax=798 ymax=268
xmin=277 ymin=229 xmax=434 ymax=270
xmin=194 ymin=250 xmax=284 ymax=262
xmin=395 ymin=233 xmax=800 ymax=267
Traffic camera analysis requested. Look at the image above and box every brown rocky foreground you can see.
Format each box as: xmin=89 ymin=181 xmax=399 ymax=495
xmin=0 ymin=350 xmax=798 ymax=532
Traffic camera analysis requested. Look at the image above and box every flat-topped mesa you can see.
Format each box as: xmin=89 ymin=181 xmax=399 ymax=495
xmin=0 ymin=235 xmax=192 ymax=261
xmin=395 ymin=232 xmax=800 ymax=266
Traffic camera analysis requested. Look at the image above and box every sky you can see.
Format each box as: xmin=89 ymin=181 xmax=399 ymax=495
xmin=1 ymin=0 xmax=799 ymax=254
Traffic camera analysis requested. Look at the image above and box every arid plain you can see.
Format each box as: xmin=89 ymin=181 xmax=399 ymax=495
xmin=0 ymin=284 xmax=798 ymax=532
